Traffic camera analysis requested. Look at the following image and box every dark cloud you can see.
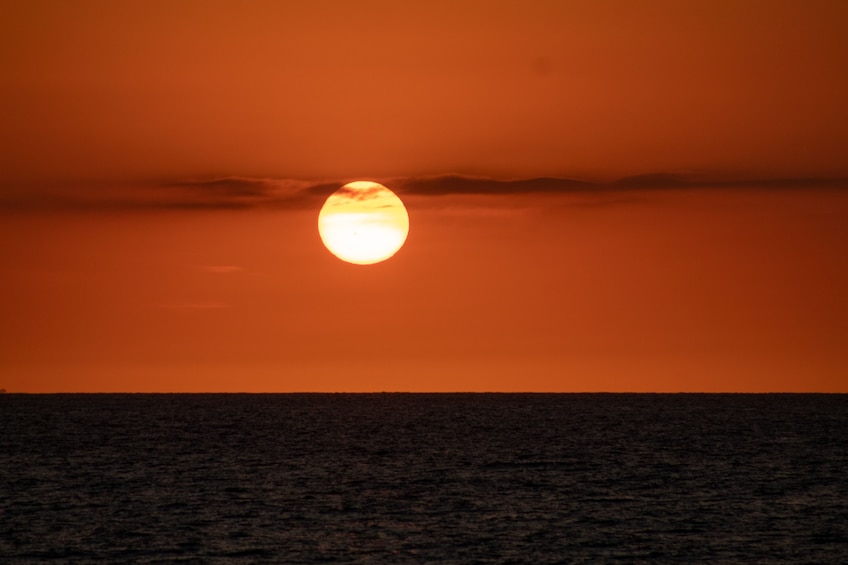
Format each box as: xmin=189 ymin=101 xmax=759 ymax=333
xmin=2 ymin=174 xmax=845 ymax=212
xmin=168 ymin=177 xmax=277 ymax=197
xmin=395 ymin=175 xmax=595 ymax=196
xmin=394 ymin=173 xmax=848 ymax=196
xmin=159 ymin=177 xmax=323 ymax=209
xmin=0 ymin=177 xmax=324 ymax=211
xmin=612 ymin=173 xmax=848 ymax=190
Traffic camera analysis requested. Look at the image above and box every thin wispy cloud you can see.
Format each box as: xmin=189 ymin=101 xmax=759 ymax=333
xmin=195 ymin=265 xmax=244 ymax=274
xmin=156 ymin=301 xmax=231 ymax=310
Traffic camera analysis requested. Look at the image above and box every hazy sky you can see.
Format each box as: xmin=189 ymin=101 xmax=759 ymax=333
xmin=2 ymin=0 xmax=848 ymax=185
xmin=1 ymin=1 xmax=847 ymax=392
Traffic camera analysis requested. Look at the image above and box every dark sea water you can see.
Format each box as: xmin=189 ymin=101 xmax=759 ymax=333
xmin=1 ymin=394 xmax=847 ymax=563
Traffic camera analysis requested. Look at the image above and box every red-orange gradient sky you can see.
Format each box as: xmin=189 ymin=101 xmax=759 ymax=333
xmin=1 ymin=1 xmax=847 ymax=391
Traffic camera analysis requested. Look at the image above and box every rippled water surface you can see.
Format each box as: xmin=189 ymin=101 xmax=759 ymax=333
xmin=1 ymin=394 xmax=847 ymax=563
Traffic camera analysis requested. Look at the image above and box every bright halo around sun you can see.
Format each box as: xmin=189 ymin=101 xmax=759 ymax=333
xmin=318 ymin=181 xmax=409 ymax=265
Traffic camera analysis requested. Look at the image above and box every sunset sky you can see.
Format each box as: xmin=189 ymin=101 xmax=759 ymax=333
xmin=2 ymin=0 xmax=847 ymax=392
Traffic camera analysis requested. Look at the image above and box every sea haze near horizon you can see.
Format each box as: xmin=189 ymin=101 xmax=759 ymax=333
xmin=1 ymin=393 xmax=846 ymax=562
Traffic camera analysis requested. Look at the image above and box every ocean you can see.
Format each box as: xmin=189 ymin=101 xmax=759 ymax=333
xmin=1 ymin=393 xmax=846 ymax=563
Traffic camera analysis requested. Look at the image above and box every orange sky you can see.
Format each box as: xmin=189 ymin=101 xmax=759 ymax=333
xmin=1 ymin=1 xmax=847 ymax=391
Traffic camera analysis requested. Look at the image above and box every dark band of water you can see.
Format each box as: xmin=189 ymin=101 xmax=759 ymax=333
xmin=2 ymin=393 xmax=846 ymax=562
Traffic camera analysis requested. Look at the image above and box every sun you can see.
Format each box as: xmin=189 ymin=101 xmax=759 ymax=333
xmin=318 ymin=181 xmax=409 ymax=265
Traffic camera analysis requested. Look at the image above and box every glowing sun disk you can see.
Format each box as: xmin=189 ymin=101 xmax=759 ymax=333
xmin=318 ymin=181 xmax=409 ymax=265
